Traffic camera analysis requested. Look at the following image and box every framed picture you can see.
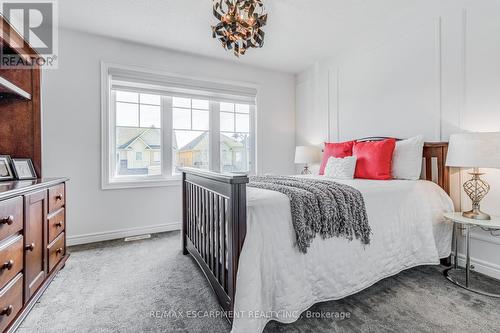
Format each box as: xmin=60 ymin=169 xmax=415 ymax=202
xmin=0 ymin=156 xmax=15 ymax=181
xmin=11 ymin=158 xmax=37 ymax=180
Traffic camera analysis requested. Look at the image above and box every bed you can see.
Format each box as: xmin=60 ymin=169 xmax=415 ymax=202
xmin=180 ymin=141 xmax=453 ymax=333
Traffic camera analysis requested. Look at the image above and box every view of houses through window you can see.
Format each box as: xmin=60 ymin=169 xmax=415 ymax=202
xmin=115 ymin=91 xmax=162 ymax=176
xmin=172 ymin=97 xmax=210 ymax=172
xmin=113 ymin=90 xmax=253 ymax=178
xmin=219 ymin=102 xmax=251 ymax=173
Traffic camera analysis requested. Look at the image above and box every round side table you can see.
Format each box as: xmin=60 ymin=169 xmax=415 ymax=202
xmin=443 ymin=212 xmax=500 ymax=298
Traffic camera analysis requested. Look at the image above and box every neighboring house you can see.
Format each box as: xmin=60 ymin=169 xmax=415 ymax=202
xmin=220 ymin=133 xmax=249 ymax=172
xmin=116 ymin=127 xmax=163 ymax=175
xmin=177 ymin=132 xmax=248 ymax=172
xmin=116 ymin=128 xmax=248 ymax=175
xmin=176 ymin=132 xmax=210 ymax=171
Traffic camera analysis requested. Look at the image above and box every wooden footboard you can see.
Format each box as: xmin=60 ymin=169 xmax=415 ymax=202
xmin=181 ymin=168 xmax=248 ymax=317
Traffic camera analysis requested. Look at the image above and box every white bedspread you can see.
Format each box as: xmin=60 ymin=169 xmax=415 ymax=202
xmin=231 ymin=177 xmax=454 ymax=333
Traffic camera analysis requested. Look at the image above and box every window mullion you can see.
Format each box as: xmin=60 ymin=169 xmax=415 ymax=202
xmin=250 ymin=104 xmax=256 ymax=175
xmin=162 ymin=96 xmax=173 ymax=177
xmin=110 ymin=90 xmax=117 ymax=180
xmin=210 ymin=100 xmax=221 ymax=172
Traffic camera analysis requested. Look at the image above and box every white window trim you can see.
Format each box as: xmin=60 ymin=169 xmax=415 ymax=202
xmin=101 ymin=61 xmax=260 ymax=190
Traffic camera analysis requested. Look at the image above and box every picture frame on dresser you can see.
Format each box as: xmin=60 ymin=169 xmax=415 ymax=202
xmin=10 ymin=159 xmax=37 ymax=180
xmin=0 ymin=156 xmax=15 ymax=182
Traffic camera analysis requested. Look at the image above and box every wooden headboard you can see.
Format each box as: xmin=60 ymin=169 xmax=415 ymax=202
xmin=422 ymin=142 xmax=450 ymax=195
xmin=357 ymin=138 xmax=450 ymax=195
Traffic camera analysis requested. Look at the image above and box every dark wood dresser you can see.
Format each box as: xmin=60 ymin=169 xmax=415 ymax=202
xmin=0 ymin=14 xmax=69 ymax=333
xmin=0 ymin=178 xmax=69 ymax=332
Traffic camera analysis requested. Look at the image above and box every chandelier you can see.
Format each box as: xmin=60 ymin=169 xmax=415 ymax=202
xmin=211 ymin=0 xmax=268 ymax=57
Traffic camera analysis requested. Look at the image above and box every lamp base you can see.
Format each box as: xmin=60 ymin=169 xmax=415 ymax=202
xmin=301 ymin=165 xmax=311 ymax=175
xmin=462 ymin=209 xmax=491 ymax=221
xmin=462 ymin=169 xmax=491 ymax=220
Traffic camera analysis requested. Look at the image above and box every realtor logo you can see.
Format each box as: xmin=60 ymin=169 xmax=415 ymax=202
xmin=1 ymin=0 xmax=58 ymax=68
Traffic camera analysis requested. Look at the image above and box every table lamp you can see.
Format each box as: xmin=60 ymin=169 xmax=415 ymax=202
xmin=295 ymin=146 xmax=320 ymax=175
xmin=446 ymin=132 xmax=500 ymax=220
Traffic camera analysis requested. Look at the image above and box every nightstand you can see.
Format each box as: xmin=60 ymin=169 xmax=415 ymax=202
xmin=443 ymin=212 xmax=500 ymax=297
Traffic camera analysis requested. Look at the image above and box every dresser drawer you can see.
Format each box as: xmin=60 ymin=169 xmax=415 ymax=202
xmin=0 ymin=235 xmax=23 ymax=290
xmin=48 ymin=208 xmax=65 ymax=244
xmin=48 ymin=232 xmax=65 ymax=273
xmin=48 ymin=183 xmax=65 ymax=213
xmin=0 ymin=273 xmax=23 ymax=332
xmin=0 ymin=197 xmax=23 ymax=242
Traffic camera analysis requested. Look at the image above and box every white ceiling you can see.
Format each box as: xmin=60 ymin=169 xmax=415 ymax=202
xmin=58 ymin=0 xmax=429 ymax=74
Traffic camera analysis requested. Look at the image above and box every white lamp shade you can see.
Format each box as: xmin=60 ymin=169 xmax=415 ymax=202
xmin=295 ymin=146 xmax=320 ymax=164
xmin=446 ymin=132 xmax=500 ymax=168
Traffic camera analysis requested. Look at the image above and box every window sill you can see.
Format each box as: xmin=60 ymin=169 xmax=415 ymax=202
xmin=102 ymin=176 xmax=182 ymax=190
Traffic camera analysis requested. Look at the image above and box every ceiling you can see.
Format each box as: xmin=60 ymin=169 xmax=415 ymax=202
xmin=58 ymin=0 xmax=429 ymax=74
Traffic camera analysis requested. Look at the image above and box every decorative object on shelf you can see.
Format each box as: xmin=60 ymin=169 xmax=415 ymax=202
xmin=0 ymin=155 xmax=15 ymax=181
xmin=446 ymin=132 xmax=500 ymax=220
xmin=211 ymin=0 xmax=268 ymax=57
xmin=295 ymin=146 xmax=321 ymax=175
xmin=11 ymin=158 xmax=37 ymax=180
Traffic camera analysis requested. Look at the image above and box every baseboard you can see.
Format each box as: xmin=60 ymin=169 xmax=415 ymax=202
xmin=470 ymin=231 xmax=500 ymax=246
xmin=453 ymin=252 xmax=500 ymax=280
xmin=67 ymin=222 xmax=181 ymax=246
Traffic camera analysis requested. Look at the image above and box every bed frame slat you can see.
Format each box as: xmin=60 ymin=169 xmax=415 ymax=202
xmin=221 ymin=197 xmax=227 ymax=291
xmin=211 ymin=193 xmax=216 ymax=274
xmin=425 ymin=158 xmax=433 ymax=181
xmin=203 ymin=189 xmax=207 ymax=261
xmin=214 ymin=195 xmax=220 ymax=282
xmin=196 ymin=187 xmax=199 ymax=252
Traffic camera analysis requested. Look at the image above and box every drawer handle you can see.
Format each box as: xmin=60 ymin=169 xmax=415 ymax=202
xmin=26 ymin=243 xmax=35 ymax=251
xmin=56 ymin=247 xmax=63 ymax=254
xmin=55 ymin=221 xmax=63 ymax=228
xmin=2 ymin=260 xmax=13 ymax=270
xmin=56 ymin=193 xmax=63 ymax=200
xmin=0 ymin=215 xmax=14 ymax=225
xmin=0 ymin=305 xmax=13 ymax=316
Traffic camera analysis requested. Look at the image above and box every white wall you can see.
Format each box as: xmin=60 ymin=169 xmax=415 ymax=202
xmin=42 ymin=29 xmax=295 ymax=245
xmin=296 ymin=0 xmax=500 ymax=278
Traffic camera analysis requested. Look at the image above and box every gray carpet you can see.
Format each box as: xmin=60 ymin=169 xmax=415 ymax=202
xmin=17 ymin=231 xmax=500 ymax=333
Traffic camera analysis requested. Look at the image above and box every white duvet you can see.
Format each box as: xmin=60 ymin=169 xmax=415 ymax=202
xmin=231 ymin=177 xmax=454 ymax=333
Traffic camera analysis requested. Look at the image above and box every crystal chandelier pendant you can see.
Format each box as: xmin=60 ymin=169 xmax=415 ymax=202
xmin=211 ymin=0 xmax=268 ymax=57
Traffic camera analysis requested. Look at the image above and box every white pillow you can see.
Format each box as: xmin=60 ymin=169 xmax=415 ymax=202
xmin=324 ymin=156 xmax=357 ymax=180
xmin=392 ymin=135 xmax=424 ymax=180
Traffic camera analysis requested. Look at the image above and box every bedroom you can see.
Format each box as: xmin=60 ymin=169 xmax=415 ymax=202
xmin=0 ymin=0 xmax=499 ymax=332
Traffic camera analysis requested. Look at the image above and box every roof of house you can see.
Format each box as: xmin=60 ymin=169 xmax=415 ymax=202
xmin=116 ymin=127 xmax=244 ymax=152
xmin=178 ymin=132 xmax=245 ymax=152
xmin=179 ymin=132 xmax=208 ymax=151
xmin=116 ymin=127 xmax=167 ymax=150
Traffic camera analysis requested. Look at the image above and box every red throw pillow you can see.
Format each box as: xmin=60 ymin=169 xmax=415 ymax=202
xmin=319 ymin=141 xmax=354 ymax=175
xmin=353 ymin=139 xmax=396 ymax=180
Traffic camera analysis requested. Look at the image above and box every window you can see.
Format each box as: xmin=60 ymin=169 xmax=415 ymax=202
xmin=114 ymin=91 xmax=161 ymax=177
xmin=102 ymin=64 xmax=257 ymax=189
xmin=173 ymin=97 xmax=210 ymax=173
xmin=220 ymin=103 xmax=251 ymax=173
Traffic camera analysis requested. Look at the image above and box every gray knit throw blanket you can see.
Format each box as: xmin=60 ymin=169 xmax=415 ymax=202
xmin=248 ymin=176 xmax=371 ymax=253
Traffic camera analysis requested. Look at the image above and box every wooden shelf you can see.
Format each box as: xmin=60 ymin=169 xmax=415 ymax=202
xmin=0 ymin=14 xmax=42 ymax=177
xmin=0 ymin=76 xmax=31 ymax=100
